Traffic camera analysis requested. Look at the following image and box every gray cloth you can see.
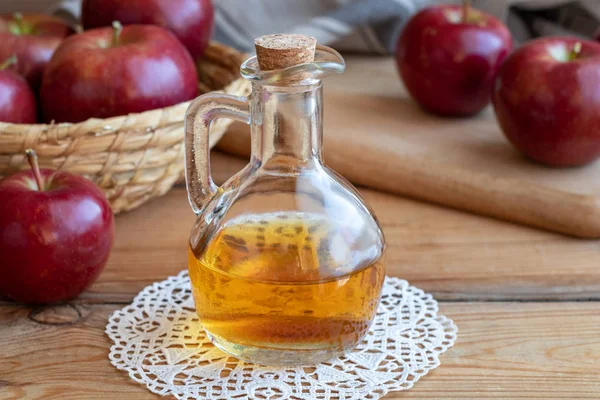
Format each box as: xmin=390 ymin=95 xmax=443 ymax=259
xmin=212 ymin=0 xmax=600 ymax=52
xmin=11 ymin=0 xmax=600 ymax=53
xmin=214 ymin=0 xmax=431 ymax=54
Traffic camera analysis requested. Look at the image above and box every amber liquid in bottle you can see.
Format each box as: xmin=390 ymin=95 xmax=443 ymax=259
xmin=188 ymin=211 xmax=385 ymax=355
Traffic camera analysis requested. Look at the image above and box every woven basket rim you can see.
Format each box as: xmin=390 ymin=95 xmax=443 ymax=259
xmin=0 ymin=100 xmax=191 ymax=129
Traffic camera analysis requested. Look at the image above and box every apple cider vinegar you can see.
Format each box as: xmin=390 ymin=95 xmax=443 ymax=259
xmin=188 ymin=212 xmax=385 ymax=360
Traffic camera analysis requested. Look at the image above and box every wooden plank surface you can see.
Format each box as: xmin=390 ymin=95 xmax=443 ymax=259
xmin=2 ymin=302 xmax=598 ymax=399
xmin=1 ymin=153 xmax=598 ymax=399
xmin=3 ymin=56 xmax=600 ymax=400
xmin=14 ymin=151 xmax=593 ymax=305
xmin=216 ymin=57 xmax=600 ymax=238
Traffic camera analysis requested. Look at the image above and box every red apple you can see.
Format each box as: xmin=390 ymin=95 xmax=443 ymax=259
xmin=493 ymin=37 xmax=600 ymax=167
xmin=0 ymin=150 xmax=114 ymax=304
xmin=41 ymin=22 xmax=198 ymax=123
xmin=0 ymin=55 xmax=37 ymax=123
xmin=395 ymin=1 xmax=512 ymax=116
xmin=81 ymin=0 xmax=214 ymax=59
xmin=0 ymin=13 xmax=74 ymax=89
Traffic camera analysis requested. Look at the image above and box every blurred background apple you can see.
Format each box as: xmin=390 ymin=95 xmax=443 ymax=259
xmin=395 ymin=1 xmax=512 ymax=117
xmin=0 ymin=12 xmax=74 ymax=89
xmin=493 ymin=37 xmax=600 ymax=167
xmin=81 ymin=0 xmax=214 ymax=59
xmin=41 ymin=22 xmax=198 ymax=123
xmin=0 ymin=55 xmax=37 ymax=123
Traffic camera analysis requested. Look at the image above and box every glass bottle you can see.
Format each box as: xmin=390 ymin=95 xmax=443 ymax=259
xmin=185 ymin=34 xmax=385 ymax=366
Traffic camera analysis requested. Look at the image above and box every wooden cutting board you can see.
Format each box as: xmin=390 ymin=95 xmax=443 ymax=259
xmin=216 ymin=57 xmax=600 ymax=238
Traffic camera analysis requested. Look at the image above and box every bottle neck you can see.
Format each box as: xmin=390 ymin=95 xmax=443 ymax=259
xmin=250 ymin=82 xmax=323 ymax=169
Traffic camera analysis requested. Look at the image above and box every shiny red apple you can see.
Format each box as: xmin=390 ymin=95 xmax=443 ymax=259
xmin=493 ymin=37 xmax=600 ymax=167
xmin=41 ymin=22 xmax=198 ymax=123
xmin=0 ymin=55 xmax=37 ymax=123
xmin=0 ymin=150 xmax=114 ymax=304
xmin=81 ymin=0 xmax=214 ymax=59
xmin=0 ymin=13 xmax=74 ymax=89
xmin=395 ymin=2 xmax=512 ymax=116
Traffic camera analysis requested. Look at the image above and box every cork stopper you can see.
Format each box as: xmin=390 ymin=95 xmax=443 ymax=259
xmin=254 ymin=34 xmax=317 ymax=71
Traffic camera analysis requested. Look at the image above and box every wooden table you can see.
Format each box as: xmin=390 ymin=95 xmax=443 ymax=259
xmin=2 ymin=60 xmax=600 ymax=399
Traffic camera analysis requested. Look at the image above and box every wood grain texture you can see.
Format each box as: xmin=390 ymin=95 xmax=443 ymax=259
xmin=2 ymin=302 xmax=598 ymax=399
xmin=33 ymin=151 xmax=594 ymax=304
xmin=216 ymin=57 xmax=600 ymax=238
xmin=2 ymin=56 xmax=598 ymax=400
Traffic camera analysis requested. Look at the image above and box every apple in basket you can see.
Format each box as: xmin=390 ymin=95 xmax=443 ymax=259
xmin=41 ymin=22 xmax=198 ymax=123
xmin=81 ymin=0 xmax=214 ymax=59
xmin=395 ymin=0 xmax=512 ymax=116
xmin=0 ymin=13 xmax=75 ymax=89
xmin=0 ymin=150 xmax=114 ymax=304
xmin=493 ymin=37 xmax=600 ymax=167
xmin=0 ymin=55 xmax=37 ymax=123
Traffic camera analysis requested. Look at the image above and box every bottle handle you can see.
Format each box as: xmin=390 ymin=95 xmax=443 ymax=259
xmin=185 ymin=93 xmax=250 ymax=214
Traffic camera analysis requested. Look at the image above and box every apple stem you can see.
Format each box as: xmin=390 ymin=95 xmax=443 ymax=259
xmin=570 ymin=42 xmax=582 ymax=61
xmin=463 ymin=0 xmax=470 ymax=23
xmin=12 ymin=12 xmax=24 ymax=33
xmin=112 ymin=21 xmax=123 ymax=47
xmin=25 ymin=149 xmax=44 ymax=192
xmin=0 ymin=54 xmax=17 ymax=71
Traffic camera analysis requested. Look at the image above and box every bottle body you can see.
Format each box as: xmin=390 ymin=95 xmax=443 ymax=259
xmin=187 ymin=159 xmax=386 ymax=365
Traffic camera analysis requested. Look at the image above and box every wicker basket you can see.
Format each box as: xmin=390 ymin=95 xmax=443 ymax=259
xmin=0 ymin=42 xmax=250 ymax=214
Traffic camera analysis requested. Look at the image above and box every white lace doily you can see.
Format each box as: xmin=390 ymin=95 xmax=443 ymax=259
xmin=106 ymin=271 xmax=457 ymax=399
